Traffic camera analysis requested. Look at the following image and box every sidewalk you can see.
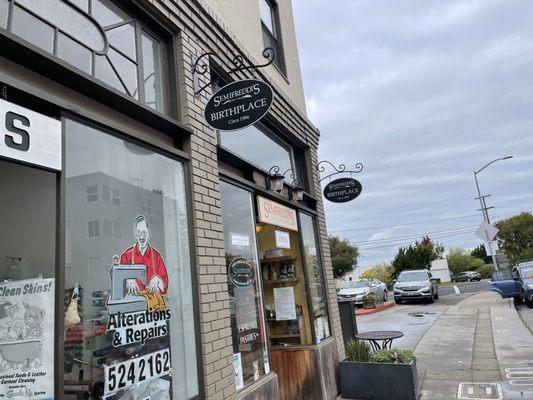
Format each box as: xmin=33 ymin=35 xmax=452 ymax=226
xmin=415 ymin=291 xmax=533 ymax=400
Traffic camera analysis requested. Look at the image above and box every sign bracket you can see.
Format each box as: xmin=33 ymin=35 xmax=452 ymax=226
xmin=192 ymin=47 xmax=275 ymax=97
xmin=316 ymin=160 xmax=364 ymax=182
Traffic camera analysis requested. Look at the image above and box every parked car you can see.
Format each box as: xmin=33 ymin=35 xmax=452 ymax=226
xmin=393 ymin=269 xmax=439 ymax=304
xmin=451 ymin=271 xmax=481 ymax=282
xmin=337 ymin=279 xmax=388 ymax=305
xmin=490 ymin=261 xmax=533 ymax=308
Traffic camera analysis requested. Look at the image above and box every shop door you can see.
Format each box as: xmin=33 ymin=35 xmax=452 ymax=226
xmin=0 ymin=158 xmax=57 ymax=397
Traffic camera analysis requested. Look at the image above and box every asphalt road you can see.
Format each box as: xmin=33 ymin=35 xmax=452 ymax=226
xmin=438 ymin=279 xmax=490 ymax=296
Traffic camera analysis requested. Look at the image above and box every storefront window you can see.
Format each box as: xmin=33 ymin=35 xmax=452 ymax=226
xmin=299 ymin=213 xmax=330 ymax=343
xmin=2 ymin=0 xmax=167 ymax=112
xmin=219 ymin=125 xmax=298 ymax=183
xmin=220 ymin=182 xmax=269 ymax=390
xmin=0 ymin=159 xmax=57 ymax=398
xmin=64 ymin=119 xmax=198 ymax=399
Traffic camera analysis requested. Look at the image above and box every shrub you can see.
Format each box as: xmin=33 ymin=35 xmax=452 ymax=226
xmin=368 ymin=349 xmax=416 ymax=364
xmin=345 ymin=339 xmax=371 ymax=362
xmin=477 ymin=264 xmax=493 ymax=279
xmin=467 ymin=258 xmax=485 ymax=271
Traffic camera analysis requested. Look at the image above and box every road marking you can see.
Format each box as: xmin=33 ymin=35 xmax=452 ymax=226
xmin=505 ymin=367 xmax=533 ymax=386
xmin=454 ymin=285 xmax=460 ymax=294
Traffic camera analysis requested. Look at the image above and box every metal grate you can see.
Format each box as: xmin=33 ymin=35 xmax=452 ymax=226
xmin=457 ymin=383 xmax=503 ymax=400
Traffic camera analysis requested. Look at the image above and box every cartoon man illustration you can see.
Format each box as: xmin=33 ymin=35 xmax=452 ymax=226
xmin=120 ymin=215 xmax=168 ymax=295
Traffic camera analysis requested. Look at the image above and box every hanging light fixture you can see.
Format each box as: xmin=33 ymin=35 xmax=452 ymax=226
xmin=267 ymin=166 xmax=285 ymax=192
xmin=290 ymin=179 xmax=305 ymax=202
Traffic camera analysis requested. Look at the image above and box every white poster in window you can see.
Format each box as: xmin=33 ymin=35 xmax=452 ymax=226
xmin=273 ymin=287 xmax=296 ymax=321
xmin=231 ymin=233 xmax=250 ymax=247
xmin=233 ymin=353 xmax=244 ymax=390
xmin=275 ymin=230 xmax=291 ymax=249
xmin=0 ymin=277 xmax=55 ymax=399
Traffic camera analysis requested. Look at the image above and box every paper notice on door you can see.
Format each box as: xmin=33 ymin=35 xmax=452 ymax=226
xmin=0 ymin=277 xmax=55 ymax=399
xmin=273 ymin=286 xmax=296 ymax=321
xmin=233 ymin=353 xmax=244 ymax=390
xmin=231 ymin=233 xmax=250 ymax=247
xmin=275 ymin=230 xmax=290 ymax=249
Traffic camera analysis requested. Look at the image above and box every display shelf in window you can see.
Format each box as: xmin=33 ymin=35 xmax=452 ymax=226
xmin=263 ymin=277 xmax=300 ymax=285
xmin=260 ymin=256 xmax=295 ymax=264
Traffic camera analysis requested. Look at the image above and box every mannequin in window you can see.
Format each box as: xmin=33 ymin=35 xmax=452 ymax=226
xmin=120 ymin=215 xmax=168 ymax=295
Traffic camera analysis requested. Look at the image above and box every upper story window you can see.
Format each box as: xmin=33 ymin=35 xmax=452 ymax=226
xmin=219 ymin=124 xmax=301 ymax=185
xmin=1 ymin=0 xmax=167 ymax=113
xmin=259 ymin=0 xmax=285 ymax=73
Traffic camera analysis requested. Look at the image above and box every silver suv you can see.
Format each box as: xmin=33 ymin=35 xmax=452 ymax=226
xmin=393 ymin=269 xmax=439 ymax=303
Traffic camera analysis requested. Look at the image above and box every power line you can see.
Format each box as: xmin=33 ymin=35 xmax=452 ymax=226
xmin=352 ymin=225 xmax=477 ymax=246
xmin=358 ymin=230 xmax=477 ymax=251
xmin=327 ymin=213 xmax=480 ymax=233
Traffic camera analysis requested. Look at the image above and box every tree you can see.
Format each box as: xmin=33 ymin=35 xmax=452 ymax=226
xmin=447 ymin=247 xmax=487 ymax=275
xmin=392 ymin=236 xmax=444 ymax=274
xmin=329 ymin=236 xmax=359 ymax=279
xmin=361 ymin=263 xmax=395 ymax=286
xmin=447 ymin=248 xmax=471 ymax=275
xmin=495 ymin=212 xmax=533 ymax=265
xmin=470 ymin=244 xmax=492 ymax=264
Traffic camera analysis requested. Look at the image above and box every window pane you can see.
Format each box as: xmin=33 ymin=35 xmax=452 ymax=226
xmin=17 ymin=0 xmax=106 ymax=52
xmin=299 ymin=213 xmax=330 ymax=344
xmin=262 ymin=28 xmax=283 ymax=71
xmin=141 ymin=30 xmax=165 ymax=112
xmin=69 ymin=0 xmax=88 ymax=13
xmin=65 ymin=119 xmax=198 ymax=399
xmin=259 ymin=0 xmax=274 ymax=35
xmin=95 ymin=54 xmax=127 ymax=93
xmin=57 ymin=33 xmax=92 ymax=74
xmin=91 ymin=0 xmax=129 ymax=27
xmin=0 ymin=0 xmax=8 ymax=29
xmin=106 ymin=22 xmax=137 ymax=61
xmin=220 ymin=125 xmax=295 ymax=182
xmin=11 ymin=5 xmax=54 ymax=53
xmin=0 ymin=159 xmax=56 ymax=280
xmin=107 ymin=47 xmax=138 ymax=97
xmin=220 ymin=182 xmax=269 ymax=390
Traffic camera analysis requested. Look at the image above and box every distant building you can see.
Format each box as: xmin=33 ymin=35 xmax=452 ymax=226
xmin=430 ymin=259 xmax=452 ymax=282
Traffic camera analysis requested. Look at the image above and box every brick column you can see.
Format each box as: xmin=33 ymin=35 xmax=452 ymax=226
xmin=175 ymin=30 xmax=237 ymax=400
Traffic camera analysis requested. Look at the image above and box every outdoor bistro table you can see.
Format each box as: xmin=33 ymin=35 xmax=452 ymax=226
xmin=354 ymin=330 xmax=404 ymax=350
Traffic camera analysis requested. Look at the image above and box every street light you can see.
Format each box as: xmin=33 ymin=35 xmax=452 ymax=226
xmin=473 ymin=156 xmax=513 ymax=270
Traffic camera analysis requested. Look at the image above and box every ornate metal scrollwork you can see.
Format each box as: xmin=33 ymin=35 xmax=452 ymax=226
xmin=192 ymin=47 xmax=276 ymax=96
xmin=316 ymin=160 xmax=364 ymax=182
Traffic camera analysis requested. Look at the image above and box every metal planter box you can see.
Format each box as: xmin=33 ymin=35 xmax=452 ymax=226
xmin=339 ymin=360 xmax=420 ymax=400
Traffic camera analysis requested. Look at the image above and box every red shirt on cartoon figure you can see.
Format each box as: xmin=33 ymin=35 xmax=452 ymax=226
xmin=120 ymin=215 xmax=168 ymax=295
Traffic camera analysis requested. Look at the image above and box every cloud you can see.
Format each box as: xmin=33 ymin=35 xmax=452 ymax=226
xmin=293 ymin=0 xmax=533 ymax=265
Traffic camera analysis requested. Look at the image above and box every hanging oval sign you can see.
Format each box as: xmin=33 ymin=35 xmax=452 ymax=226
xmin=204 ymin=79 xmax=274 ymax=131
xmin=323 ymin=177 xmax=362 ymax=203
xmin=228 ymin=257 xmax=256 ymax=288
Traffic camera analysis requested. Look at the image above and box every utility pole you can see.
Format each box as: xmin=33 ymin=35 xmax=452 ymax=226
xmin=473 ymin=156 xmax=513 ymax=271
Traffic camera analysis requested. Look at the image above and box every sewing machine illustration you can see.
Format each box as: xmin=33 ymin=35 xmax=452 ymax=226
xmin=106 ymin=264 xmax=147 ymax=314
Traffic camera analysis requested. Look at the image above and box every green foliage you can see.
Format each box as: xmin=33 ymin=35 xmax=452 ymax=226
xmin=329 ymin=236 xmax=359 ymax=279
xmin=471 ymin=244 xmax=492 ymax=264
xmin=447 ymin=247 xmax=486 ymax=274
xmin=361 ymin=263 xmax=395 ymax=286
xmin=345 ymin=339 xmax=371 ymax=362
xmin=368 ymin=349 xmax=417 ymax=364
xmin=447 ymin=248 xmax=471 ymax=274
xmin=495 ymin=212 xmax=533 ymax=266
xmin=476 ymin=264 xmax=493 ymax=279
xmin=392 ymin=236 xmax=444 ymax=274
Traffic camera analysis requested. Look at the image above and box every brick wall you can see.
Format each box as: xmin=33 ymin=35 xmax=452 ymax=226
xmin=146 ymin=0 xmax=344 ymax=397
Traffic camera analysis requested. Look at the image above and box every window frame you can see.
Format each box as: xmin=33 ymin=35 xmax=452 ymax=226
xmin=0 ymin=1 xmax=188 ymax=141
xmin=259 ymin=0 xmax=286 ymax=75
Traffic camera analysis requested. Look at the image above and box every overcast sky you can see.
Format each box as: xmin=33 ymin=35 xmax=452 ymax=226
xmin=293 ymin=0 xmax=533 ymax=268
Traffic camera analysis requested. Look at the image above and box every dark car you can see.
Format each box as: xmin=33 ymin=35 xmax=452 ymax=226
xmin=452 ymin=271 xmax=481 ymax=282
xmin=490 ymin=262 xmax=533 ymax=308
